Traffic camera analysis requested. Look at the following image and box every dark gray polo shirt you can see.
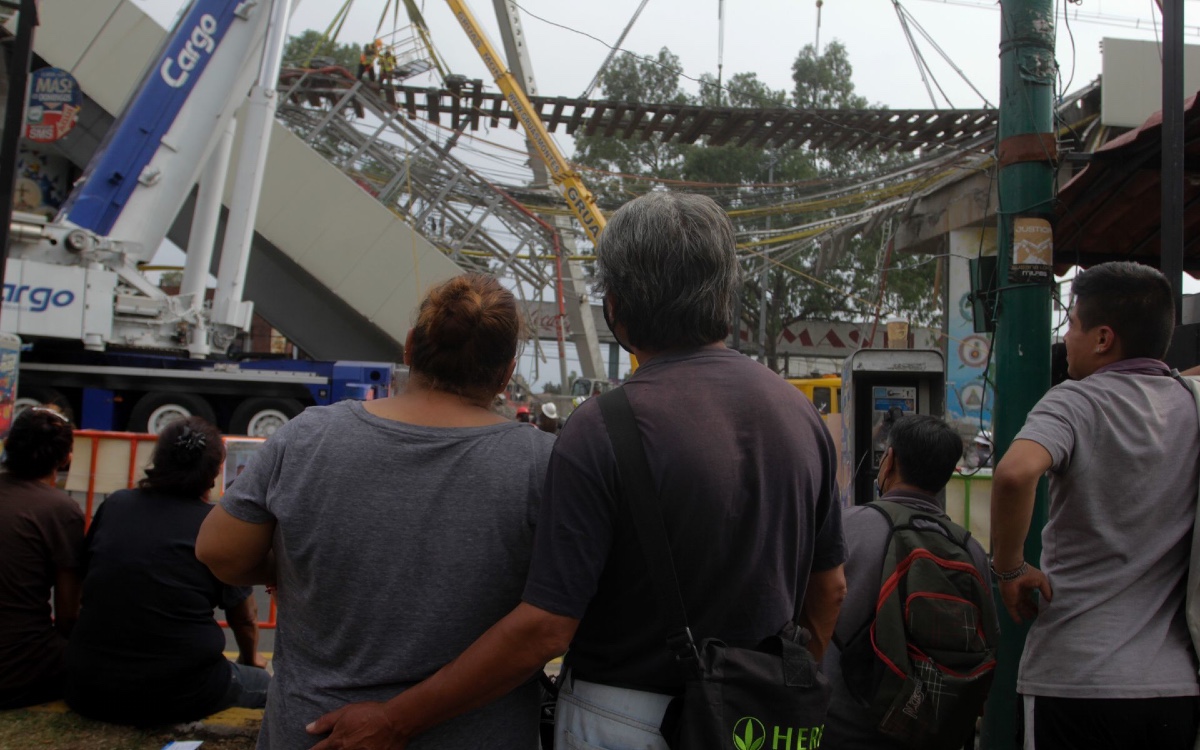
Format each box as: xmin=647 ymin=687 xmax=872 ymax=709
xmin=522 ymin=346 xmax=845 ymax=693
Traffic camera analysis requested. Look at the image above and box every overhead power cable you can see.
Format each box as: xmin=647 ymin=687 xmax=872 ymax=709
xmin=913 ymin=0 xmax=1200 ymax=36
xmin=896 ymin=0 xmax=995 ymax=108
xmin=398 ymin=0 xmax=451 ymax=79
xmin=716 ymin=0 xmax=726 ymax=101
xmin=580 ymin=0 xmax=652 ymax=99
xmin=893 ymin=0 xmax=942 ymax=108
xmin=1057 ymin=0 xmax=1079 ymax=103
xmin=507 ymin=0 xmax=991 ymax=158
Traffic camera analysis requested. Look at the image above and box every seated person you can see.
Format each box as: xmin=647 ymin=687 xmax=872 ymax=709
xmin=66 ymin=418 xmax=269 ymax=725
xmin=0 ymin=408 xmax=82 ymax=709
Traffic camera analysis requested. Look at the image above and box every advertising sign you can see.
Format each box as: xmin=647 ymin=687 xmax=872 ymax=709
xmin=15 ymin=146 xmax=71 ymax=219
xmin=521 ymin=301 xmax=616 ymax=344
xmin=0 ymin=333 xmax=19 ymax=435
xmin=220 ymin=438 xmax=266 ymax=496
xmin=25 ymin=68 xmax=81 ymax=143
xmin=946 ymin=229 xmax=996 ymax=440
xmin=772 ymin=320 xmax=937 ymax=357
xmin=775 ymin=321 xmax=882 ymax=356
xmin=1009 ymin=216 xmax=1053 ymax=284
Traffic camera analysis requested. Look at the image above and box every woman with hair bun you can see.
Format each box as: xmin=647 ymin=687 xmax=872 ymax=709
xmin=197 ymin=273 xmax=556 ymax=750
xmin=66 ymin=417 xmax=270 ymax=725
xmin=0 ymin=408 xmax=82 ymax=709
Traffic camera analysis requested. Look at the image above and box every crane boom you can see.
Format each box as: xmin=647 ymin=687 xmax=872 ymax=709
xmin=444 ymin=0 xmax=605 ymax=245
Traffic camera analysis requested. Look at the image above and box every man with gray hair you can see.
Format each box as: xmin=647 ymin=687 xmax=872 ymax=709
xmin=308 ymin=192 xmax=847 ymax=750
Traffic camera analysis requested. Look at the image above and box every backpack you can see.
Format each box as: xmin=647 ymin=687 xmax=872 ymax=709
xmin=837 ymin=500 xmax=1000 ymax=750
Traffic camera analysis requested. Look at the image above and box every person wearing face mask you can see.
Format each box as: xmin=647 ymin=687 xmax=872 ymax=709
xmin=822 ymin=414 xmax=995 ymax=749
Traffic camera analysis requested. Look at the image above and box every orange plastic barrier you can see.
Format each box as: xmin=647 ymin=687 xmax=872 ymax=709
xmin=72 ymin=430 xmax=276 ymax=629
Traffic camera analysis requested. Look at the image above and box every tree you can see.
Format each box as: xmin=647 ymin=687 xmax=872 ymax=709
xmin=282 ymin=30 xmax=361 ymax=71
xmin=571 ymin=42 xmax=940 ymax=372
xmin=573 ymin=48 xmax=691 ymax=196
xmin=792 ymin=41 xmax=868 ymax=110
xmin=685 ymin=72 xmax=807 ymax=187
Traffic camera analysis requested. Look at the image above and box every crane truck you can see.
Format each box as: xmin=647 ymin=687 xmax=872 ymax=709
xmin=2 ymin=0 xmax=395 ymax=436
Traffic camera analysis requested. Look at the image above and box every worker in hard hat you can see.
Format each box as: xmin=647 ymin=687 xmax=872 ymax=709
xmin=514 ymin=405 xmax=533 ymax=425
xmin=536 ymin=402 xmax=559 ymax=435
xmin=968 ymin=430 xmax=993 ymax=469
xmin=379 ymin=45 xmax=397 ymax=87
xmin=356 ymin=42 xmax=377 ymax=82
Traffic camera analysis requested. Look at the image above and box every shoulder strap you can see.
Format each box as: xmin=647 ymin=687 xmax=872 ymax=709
xmin=1169 ymin=370 xmax=1200 ymax=656
xmin=596 ymin=388 xmax=697 ymax=659
xmin=1168 ymin=370 xmax=1200 ymax=510
xmin=832 ymin=502 xmax=911 ymax=655
xmin=1169 ymin=368 xmax=1200 ymax=420
xmin=872 ymin=499 xmax=973 ymax=548
xmin=862 ymin=501 xmax=893 ymax=526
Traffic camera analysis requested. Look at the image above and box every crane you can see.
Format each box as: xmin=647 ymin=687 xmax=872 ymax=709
xmin=443 ymin=0 xmax=606 ymax=246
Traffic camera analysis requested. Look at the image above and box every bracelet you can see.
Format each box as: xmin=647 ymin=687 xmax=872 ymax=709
xmin=991 ymin=561 xmax=1028 ymax=582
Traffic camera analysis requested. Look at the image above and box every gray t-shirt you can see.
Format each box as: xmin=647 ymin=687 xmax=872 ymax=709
xmin=1015 ymin=370 xmax=1200 ymax=699
xmin=822 ymin=491 xmax=993 ymax=749
xmin=222 ymin=400 xmax=556 ymax=749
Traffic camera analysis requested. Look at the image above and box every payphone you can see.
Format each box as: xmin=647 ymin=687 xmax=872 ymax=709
xmin=838 ymin=349 xmax=945 ymax=507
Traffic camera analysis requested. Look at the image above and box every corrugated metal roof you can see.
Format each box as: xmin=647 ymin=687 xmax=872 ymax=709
xmin=1055 ymin=92 xmax=1200 ymax=274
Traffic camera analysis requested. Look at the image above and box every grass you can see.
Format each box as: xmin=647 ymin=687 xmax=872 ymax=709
xmin=0 ymin=707 xmax=258 ymax=750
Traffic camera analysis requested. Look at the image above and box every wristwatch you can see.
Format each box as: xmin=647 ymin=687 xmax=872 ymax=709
xmin=990 ymin=560 xmax=1028 ymax=582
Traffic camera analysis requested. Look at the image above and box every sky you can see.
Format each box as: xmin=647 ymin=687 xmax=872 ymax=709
xmin=131 ymin=0 xmax=1200 ymax=384
xmin=131 ymin=0 xmax=1200 ymax=133
xmin=283 ymin=0 xmax=1199 ymax=108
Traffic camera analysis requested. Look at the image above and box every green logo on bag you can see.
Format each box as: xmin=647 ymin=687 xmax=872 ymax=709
xmin=733 ymin=716 xmax=765 ymax=750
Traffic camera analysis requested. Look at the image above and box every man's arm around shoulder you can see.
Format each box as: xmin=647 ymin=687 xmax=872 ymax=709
xmin=307 ymin=602 xmax=579 ymax=750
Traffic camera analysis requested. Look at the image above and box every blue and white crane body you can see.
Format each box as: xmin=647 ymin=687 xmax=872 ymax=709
xmin=2 ymin=0 xmax=396 ymax=435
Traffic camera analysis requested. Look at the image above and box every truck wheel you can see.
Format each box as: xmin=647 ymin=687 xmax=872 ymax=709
xmin=13 ymin=387 xmax=68 ymax=420
xmin=230 ymin=398 xmax=303 ymax=438
xmin=128 ymin=392 xmax=216 ymax=434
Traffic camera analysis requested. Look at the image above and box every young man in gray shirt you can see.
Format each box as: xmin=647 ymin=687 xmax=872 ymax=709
xmin=992 ymin=262 xmax=1200 ymax=750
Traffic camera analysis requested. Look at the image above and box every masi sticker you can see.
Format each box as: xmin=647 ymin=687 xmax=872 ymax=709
xmin=25 ymin=68 xmax=81 ymax=143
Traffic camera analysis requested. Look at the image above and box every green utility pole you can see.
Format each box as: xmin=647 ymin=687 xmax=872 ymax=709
xmin=981 ymin=1 xmax=1055 ymax=748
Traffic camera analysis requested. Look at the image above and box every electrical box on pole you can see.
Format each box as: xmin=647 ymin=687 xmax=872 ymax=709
xmin=981 ymin=1 xmax=1056 ymax=747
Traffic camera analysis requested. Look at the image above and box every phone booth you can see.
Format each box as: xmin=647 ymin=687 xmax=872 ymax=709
xmin=838 ymin=349 xmax=945 ymax=507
